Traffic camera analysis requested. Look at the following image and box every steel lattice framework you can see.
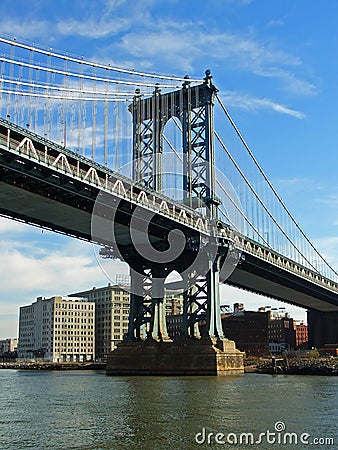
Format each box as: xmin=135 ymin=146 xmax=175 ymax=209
xmin=127 ymin=71 xmax=225 ymax=341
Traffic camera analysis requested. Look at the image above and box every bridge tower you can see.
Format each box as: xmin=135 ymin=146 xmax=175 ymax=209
xmin=107 ymin=71 xmax=244 ymax=375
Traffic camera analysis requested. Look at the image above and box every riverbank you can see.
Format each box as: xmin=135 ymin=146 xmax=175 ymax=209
xmin=254 ymin=357 xmax=338 ymax=375
xmin=0 ymin=362 xmax=106 ymax=370
xmin=2 ymin=358 xmax=337 ymax=375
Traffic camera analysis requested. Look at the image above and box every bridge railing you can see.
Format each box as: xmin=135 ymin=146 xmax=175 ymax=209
xmin=0 ymin=119 xmax=211 ymax=235
xmin=232 ymin=233 xmax=338 ymax=293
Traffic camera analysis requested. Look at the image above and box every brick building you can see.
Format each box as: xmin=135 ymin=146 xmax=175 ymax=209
xmin=268 ymin=312 xmax=296 ymax=352
xmin=295 ymin=323 xmax=308 ymax=349
xmin=220 ymin=305 xmax=270 ymax=356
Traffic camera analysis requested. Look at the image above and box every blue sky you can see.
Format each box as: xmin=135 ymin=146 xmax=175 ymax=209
xmin=1 ymin=0 xmax=338 ymax=337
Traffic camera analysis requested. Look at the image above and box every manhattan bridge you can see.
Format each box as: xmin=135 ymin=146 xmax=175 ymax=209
xmin=0 ymin=36 xmax=337 ymax=372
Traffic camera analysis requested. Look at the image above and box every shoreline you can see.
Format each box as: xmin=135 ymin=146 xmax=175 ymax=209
xmin=1 ymin=358 xmax=337 ymax=375
xmin=0 ymin=362 xmax=106 ymax=370
xmin=246 ymin=357 xmax=338 ymax=376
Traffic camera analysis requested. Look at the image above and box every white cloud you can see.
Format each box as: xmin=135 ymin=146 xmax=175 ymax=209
xmin=0 ymin=19 xmax=51 ymax=39
xmin=0 ymin=217 xmax=31 ymax=234
xmin=0 ymin=218 xmax=128 ymax=338
xmin=266 ymin=19 xmax=285 ymax=28
xmin=116 ymin=21 xmax=314 ymax=98
xmin=208 ymin=32 xmax=301 ymax=69
xmin=0 ymin=222 xmax=130 ymax=295
xmin=316 ymin=193 xmax=338 ymax=206
xmin=0 ymin=3 xmax=316 ymax=99
xmin=118 ymin=26 xmax=199 ymax=73
xmin=312 ymin=236 xmax=338 ymax=270
xmin=105 ymin=0 xmax=128 ymax=12
xmin=2 ymin=1 xmax=301 ymax=90
xmin=0 ymin=240 xmax=99 ymax=293
xmin=56 ymin=18 xmax=129 ymax=39
xmin=282 ymin=73 xmax=316 ymax=97
xmin=220 ymin=91 xmax=305 ymax=118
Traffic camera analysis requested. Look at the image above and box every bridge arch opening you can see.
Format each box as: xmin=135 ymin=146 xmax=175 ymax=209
xmin=165 ymin=270 xmax=184 ymax=330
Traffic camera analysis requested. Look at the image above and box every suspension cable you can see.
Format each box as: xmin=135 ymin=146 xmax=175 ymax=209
xmin=214 ymin=129 xmax=319 ymax=273
xmin=0 ymin=77 xmax=135 ymax=97
xmin=216 ymin=178 xmax=270 ymax=247
xmin=0 ymin=57 xmax=182 ymax=89
xmin=0 ymin=36 xmax=203 ymax=84
xmin=169 ymin=116 xmax=270 ymax=247
xmin=216 ymin=94 xmax=338 ymax=277
xmin=0 ymin=89 xmax=129 ymax=102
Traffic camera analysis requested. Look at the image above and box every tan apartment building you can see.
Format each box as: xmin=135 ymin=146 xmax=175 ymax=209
xmin=70 ymin=283 xmax=183 ymax=358
xmin=18 ymin=296 xmax=95 ymax=362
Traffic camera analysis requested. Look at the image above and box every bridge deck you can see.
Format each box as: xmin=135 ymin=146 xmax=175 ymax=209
xmin=0 ymin=119 xmax=337 ymax=312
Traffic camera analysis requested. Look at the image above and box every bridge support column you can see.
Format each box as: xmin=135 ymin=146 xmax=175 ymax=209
xmin=150 ymin=274 xmax=171 ymax=342
xmin=107 ymin=256 xmax=244 ymax=376
xmin=206 ymin=258 xmax=225 ymax=340
xmin=125 ymin=269 xmax=148 ymax=341
xmin=181 ymin=255 xmax=226 ymax=341
xmin=308 ymin=309 xmax=338 ymax=349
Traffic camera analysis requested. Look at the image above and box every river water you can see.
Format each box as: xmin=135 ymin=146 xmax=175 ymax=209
xmin=0 ymin=370 xmax=336 ymax=450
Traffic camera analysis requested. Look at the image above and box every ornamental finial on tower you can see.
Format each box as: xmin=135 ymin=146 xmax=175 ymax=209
xmin=203 ymin=69 xmax=218 ymax=94
xmin=203 ymin=69 xmax=213 ymax=86
xmin=183 ymin=74 xmax=190 ymax=88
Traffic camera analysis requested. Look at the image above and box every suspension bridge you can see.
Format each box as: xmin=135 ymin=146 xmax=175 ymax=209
xmin=0 ymin=36 xmax=337 ymax=374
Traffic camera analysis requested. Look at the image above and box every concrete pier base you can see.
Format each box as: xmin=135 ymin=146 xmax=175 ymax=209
xmin=106 ymin=338 xmax=244 ymax=376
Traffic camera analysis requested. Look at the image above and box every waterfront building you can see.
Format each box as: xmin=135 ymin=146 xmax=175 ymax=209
xmin=268 ymin=311 xmax=296 ymax=351
xmin=70 ymin=284 xmax=183 ymax=358
xmin=18 ymin=296 xmax=95 ymax=362
xmin=199 ymin=303 xmax=300 ymax=355
xmin=0 ymin=338 xmax=18 ymax=354
xmin=70 ymin=284 xmax=130 ymax=359
xmin=269 ymin=342 xmax=288 ymax=354
xmin=219 ymin=304 xmax=270 ymax=356
xmin=166 ymin=314 xmax=183 ymax=338
xmin=294 ymin=322 xmax=308 ymax=349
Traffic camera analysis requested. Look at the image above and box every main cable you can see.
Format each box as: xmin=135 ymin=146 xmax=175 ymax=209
xmin=216 ymin=94 xmax=338 ymax=277
xmin=0 ymin=35 xmax=203 ymax=83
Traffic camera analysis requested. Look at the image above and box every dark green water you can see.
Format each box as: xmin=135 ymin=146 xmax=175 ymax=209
xmin=0 ymin=370 xmax=336 ymax=449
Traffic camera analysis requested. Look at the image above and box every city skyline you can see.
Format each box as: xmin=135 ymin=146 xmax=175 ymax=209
xmin=1 ymin=0 xmax=338 ymax=337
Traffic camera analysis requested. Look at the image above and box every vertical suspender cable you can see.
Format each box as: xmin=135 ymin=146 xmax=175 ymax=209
xmin=28 ymin=49 xmax=34 ymax=128
xmin=104 ymin=99 xmax=108 ymax=166
xmin=91 ymin=66 xmax=97 ymax=160
xmin=6 ymin=44 xmax=14 ymax=119
xmin=0 ymin=59 xmax=3 ymax=118
xmin=113 ymin=100 xmax=119 ymax=169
